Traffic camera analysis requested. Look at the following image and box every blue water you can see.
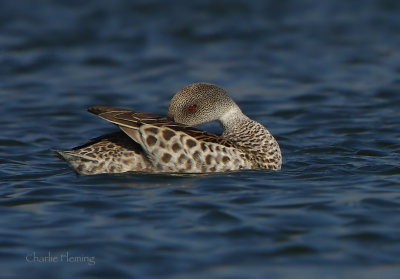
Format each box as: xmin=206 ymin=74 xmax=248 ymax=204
xmin=1 ymin=0 xmax=400 ymax=278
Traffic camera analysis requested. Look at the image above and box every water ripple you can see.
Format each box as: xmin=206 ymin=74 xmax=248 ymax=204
xmin=1 ymin=1 xmax=400 ymax=279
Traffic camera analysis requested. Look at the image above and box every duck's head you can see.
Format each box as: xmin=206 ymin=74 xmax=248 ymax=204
xmin=168 ymin=83 xmax=241 ymax=126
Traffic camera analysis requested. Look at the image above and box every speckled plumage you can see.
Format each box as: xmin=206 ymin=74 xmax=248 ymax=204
xmin=55 ymin=83 xmax=282 ymax=175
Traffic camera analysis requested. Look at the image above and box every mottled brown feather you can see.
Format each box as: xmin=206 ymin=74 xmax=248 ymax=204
xmin=88 ymin=106 xmax=239 ymax=149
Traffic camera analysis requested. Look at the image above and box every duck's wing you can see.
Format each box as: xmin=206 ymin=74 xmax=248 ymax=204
xmin=88 ymin=106 xmax=245 ymax=172
xmin=88 ymin=106 xmax=237 ymax=147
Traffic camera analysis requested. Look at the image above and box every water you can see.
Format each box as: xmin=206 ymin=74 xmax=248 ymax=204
xmin=1 ymin=0 xmax=400 ymax=278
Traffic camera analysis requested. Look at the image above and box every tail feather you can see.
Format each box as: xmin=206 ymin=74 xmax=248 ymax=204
xmin=52 ymin=149 xmax=97 ymax=175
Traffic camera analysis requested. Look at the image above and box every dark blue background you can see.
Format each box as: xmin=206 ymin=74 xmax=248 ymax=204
xmin=0 ymin=0 xmax=399 ymax=278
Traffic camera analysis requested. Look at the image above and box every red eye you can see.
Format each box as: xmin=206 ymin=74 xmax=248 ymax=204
xmin=188 ymin=105 xmax=196 ymax=111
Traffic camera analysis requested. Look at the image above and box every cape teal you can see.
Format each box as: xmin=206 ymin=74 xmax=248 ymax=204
xmin=54 ymin=83 xmax=282 ymax=175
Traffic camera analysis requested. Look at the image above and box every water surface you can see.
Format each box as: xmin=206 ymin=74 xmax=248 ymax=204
xmin=1 ymin=1 xmax=400 ymax=278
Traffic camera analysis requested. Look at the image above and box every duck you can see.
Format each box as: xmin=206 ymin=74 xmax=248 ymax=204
xmin=54 ymin=82 xmax=282 ymax=175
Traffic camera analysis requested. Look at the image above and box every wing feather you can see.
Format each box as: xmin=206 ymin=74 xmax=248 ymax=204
xmin=88 ymin=106 xmax=239 ymax=148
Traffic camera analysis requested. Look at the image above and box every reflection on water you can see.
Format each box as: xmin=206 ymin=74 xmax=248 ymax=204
xmin=1 ymin=0 xmax=400 ymax=278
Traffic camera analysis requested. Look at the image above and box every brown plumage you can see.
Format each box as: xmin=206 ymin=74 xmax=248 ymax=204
xmin=54 ymin=83 xmax=282 ymax=175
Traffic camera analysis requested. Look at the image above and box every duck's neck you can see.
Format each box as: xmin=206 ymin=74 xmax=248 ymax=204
xmin=218 ymin=105 xmax=282 ymax=170
xmin=218 ymin=107 xmax=252 ymax=138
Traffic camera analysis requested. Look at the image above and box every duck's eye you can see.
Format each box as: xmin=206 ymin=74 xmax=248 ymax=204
xmin=188 ymin=104 xmax=197 ymax=111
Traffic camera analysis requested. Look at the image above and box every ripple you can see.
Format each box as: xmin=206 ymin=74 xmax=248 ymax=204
xmin=222 ymin=226 xmax=273 ymax=238
xmin=271 ymin=245 xmax=317 ymax=256
xmin=361 ymin=198 xmax=400 ymax=209
xmin=198 ymin=210 xmax=241 ymax=225
xmin=355 ymin=149 xmax=387 ymax=157
xmin=83 ymin=56 xmax=120 ymax=67
xmin=0 ymin=139 xmax=28 ymax=147
xmin=2 ymin=1 xmax=400 ymax=278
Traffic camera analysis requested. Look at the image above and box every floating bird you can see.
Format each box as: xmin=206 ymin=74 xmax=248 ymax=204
xmin=54 ymin=83 xmax=282 ymax=175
